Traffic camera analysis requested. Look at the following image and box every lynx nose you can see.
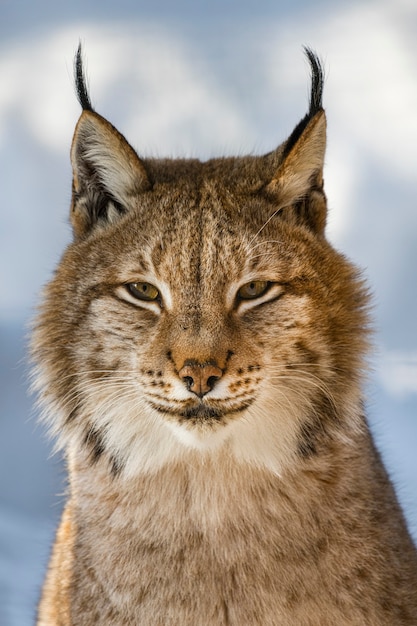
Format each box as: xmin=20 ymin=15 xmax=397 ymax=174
xmin=178 ymin=361 xmax=223 ymax=398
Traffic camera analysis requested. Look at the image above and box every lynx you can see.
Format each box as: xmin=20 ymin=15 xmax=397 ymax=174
xmin=32 ymin=46 xmax=417 ymax=625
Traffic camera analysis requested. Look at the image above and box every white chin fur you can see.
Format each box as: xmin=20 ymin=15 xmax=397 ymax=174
xmin=166 ymin=420 xmax=232 ymax=451
xmin=75 ymin=391 xmax=304 ymax=478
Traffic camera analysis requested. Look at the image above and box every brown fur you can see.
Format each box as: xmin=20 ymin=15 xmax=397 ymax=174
xmin=33 ymin=48 xmax=417 ymax=625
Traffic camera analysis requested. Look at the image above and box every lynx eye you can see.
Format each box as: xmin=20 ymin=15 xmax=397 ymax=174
xmin=127 ymin=282 xmax=160 ymax=302
xmin=237 ymin=280 xmax=270 ymax=300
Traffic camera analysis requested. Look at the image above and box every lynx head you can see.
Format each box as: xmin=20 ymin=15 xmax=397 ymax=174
xmin=32 ymin=47 xmax=369 ymax=478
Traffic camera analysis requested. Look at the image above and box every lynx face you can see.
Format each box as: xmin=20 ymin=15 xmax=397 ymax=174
xmin=32 ymin=50 xmax=368 ymax=478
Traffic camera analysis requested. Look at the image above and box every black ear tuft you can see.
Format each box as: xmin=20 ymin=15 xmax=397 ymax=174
xmin=303 ymin=47 xmax=324 ymax=117
xmin=74 ymin=43 xmax=93 ymax=111
xmin=282 ymin=48 xmax=324 ymax=159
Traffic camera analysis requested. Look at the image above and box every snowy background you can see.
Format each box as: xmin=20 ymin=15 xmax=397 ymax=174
xmin=1 ymin=0 xmax=416 ymax=623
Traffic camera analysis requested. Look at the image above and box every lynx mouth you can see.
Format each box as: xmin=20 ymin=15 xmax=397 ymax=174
xmin=149 ymin=401 xmax=224 ymax=422
xmin=148 ymin=398 xmax=254 ymax=423
xmin=180 ymin=405 xmax=223 ymax=421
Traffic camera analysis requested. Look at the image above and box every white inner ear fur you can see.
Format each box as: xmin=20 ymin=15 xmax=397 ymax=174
xmin=71 ymin=111 xmax=150 ymax=207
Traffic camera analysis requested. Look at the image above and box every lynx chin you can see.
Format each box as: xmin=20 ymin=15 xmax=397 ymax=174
xmin=32 ymin=45 xmax=417 ymax=625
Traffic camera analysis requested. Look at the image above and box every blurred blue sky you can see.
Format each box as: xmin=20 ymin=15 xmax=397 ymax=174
xmin=1 ymin=0 xmax=416 ymax=623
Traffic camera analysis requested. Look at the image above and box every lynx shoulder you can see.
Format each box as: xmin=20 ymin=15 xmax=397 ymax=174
xmin=32 ymin=46 xmax=417 ymax=625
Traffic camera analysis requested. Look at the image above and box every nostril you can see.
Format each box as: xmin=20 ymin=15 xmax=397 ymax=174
xmin=182 ymin=376 xmax=194 ymax=391
xmin=207 ymin=375 xmax=220 ymax=390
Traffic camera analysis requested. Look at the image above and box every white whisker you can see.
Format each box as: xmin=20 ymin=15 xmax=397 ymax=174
xmin=247 ymin=209 xmax=283 ymax=248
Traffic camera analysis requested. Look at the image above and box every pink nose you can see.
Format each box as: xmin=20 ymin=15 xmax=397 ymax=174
xmin=178 ymin=361 xmax=223 ymax=398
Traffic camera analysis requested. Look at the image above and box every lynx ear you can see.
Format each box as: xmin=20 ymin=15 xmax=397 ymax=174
xmin=70 ymin=46 xmax=150 ymax=239
xmin=70 ymin=111 xmax=151 ymax=238
xmin=266 ymin=49 xmax=327 ymax=235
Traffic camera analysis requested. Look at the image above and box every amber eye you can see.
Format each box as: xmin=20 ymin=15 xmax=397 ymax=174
xmin=127 ymin=282 xmax=160 ymax=302
xmin=237 ymin=280 xmax=270 ymax=300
